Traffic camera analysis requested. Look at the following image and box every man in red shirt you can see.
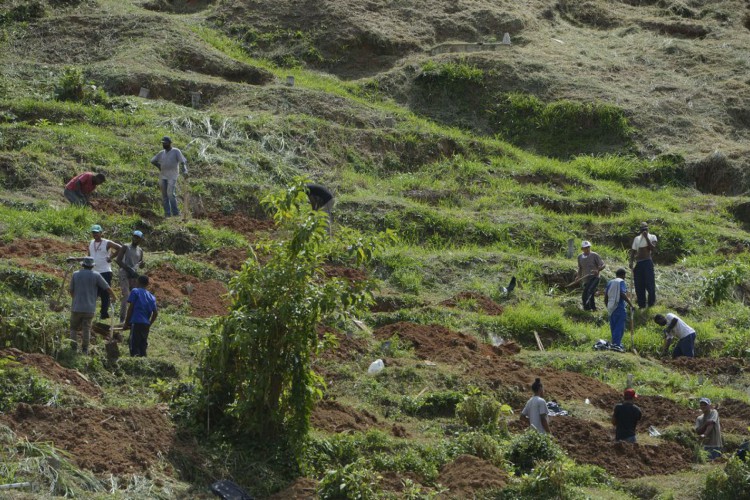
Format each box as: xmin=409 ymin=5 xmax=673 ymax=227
xmin=64 ymin=172 xmax=106 ymax=206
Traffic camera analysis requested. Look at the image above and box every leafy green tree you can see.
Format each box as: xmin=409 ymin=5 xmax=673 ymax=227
xmin=197 ymin=179 xmax=394 ymax=456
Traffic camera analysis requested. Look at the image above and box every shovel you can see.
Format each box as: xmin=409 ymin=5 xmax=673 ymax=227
xmin=49 ymin=259 xmax=79 ymax=311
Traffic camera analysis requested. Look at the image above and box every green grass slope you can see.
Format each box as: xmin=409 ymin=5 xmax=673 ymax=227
xmin=0 ymin=0 xmax=749 ymax=499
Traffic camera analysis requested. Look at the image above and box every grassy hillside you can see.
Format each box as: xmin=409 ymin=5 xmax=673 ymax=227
xmin=1 ymin=0 xmax=750 ymax=499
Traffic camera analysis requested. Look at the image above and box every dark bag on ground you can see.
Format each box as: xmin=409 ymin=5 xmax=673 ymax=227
xmin=593 ymin=339 xmax=625 ymax=353
xmin=210 ymin=480 xmax=254 ymax=500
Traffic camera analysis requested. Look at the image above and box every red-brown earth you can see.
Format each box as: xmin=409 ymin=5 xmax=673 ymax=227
xmin=665 ymin=357 xmax=747 ymax=376
xmin=439 ymin=291 xmax=504 ymax=316
xmin=437 ymin=454 xmax=507 ymax=497
xmin=147 ymin=263 xmax=229 ymax=317
xmin=310 ymin=400 xmax=379 ymax=433
xmin=0 ymin=348 xmax=102 ymax=398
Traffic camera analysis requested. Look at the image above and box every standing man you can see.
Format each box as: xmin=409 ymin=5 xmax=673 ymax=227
xmin=115 ymin=230 xmax=145 ymax=323
xmin=604 ymin=268 xmax=634 ymax=349
xmin=629 ymin=222 xmax=658 ymax=308
xmin=612 ymin=388 xmax=642 ymax=443
xmin=69 ymin=257 xmax=115 ymax=354
xmin=87 ymin=224 xmax=121 ymax=320
xmin=64 ymin=172 xmax=106 ymax=206
xmin=695 ymin=397 xmax=722 ymax=459
xmin=151 ymin=136 xmax=188 ymax=217
xmin=520 ymin=378 xmax=551 ymax=435
xmin=577 ymin=240 xmax=606 ymax=311
xmin=654 ymin=313 xmax=696 ymax=358
xmin=306 ymin=183 xmax=334 ymax=235
xmin=124 ymin=275 xmax=158 ymax=357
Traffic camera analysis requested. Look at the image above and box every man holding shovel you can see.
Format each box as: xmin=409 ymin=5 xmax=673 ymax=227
xmin=115 ymin=230 xmax=145 ymax=323
xmin=654 ymin=313 xmax=696 ymax=358
xmin=604 ymin=268 xmax=635 ymax=349
xmin=576 ymin=240 xmax=605 ymax=311
xmin=69 ymin=257 xmax=115 ymax=354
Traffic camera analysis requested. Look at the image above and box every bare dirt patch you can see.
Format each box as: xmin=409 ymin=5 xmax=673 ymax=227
xmin=1 ymin=403 xmax=174 ymax=475
xmin=591 ymin=394 xmax=694 ymax=429
xmin=206 ymin=213 xmax=275 ymax=240
xmin=147 ymin=263 xmax=229 ymax=318
xmin=268 ymin=477 xmax=318 ymax=500
xmin=315 ymin=326 xmax=369 ymax=363
xmin=323 ymin=264 xmax=369 ymax=282
xmin=89 ymin=197 xmax=160 ymax=221
xmin=665 ymin=357 xmax=747 ymax=376
xmin=374 ymin=322 xmax=613 ymax=403
xmin=438 ymin=455 xmax=507 ymax=498
xmin=0 ymin=238 xmax=83 ymax=260
xmin=0 ymin=348 xmax=102 ymax=399
xmin=198 ymin=247 xmax=249 ymax=272
xmin=310 ymin=400 xmax=379 ymax=433
xmin=552 ymin=416 xmax=693 ymax=479
xmin=6 ymin=257 xmax=65 ymax=278
xmin=439 ymin=291 xmax=504 ymax=316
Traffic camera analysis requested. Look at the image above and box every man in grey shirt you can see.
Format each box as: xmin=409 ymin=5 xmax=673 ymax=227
xmin=115 ymin=230 xmax=145 ymax=322
xmin=577 ymin=240 xmax=606 ymax=311
xmin=69 ymin=257 xmax=115 ymax=354
xmin=150 ymin=136 xmax=188 ymax=217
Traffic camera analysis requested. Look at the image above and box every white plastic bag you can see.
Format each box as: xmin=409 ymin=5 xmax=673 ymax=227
xmin=367 ymin=359 xmax=384 ymax=375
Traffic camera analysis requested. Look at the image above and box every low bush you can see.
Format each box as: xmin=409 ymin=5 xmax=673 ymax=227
xmin=0 ymin=358 xmax=53 ymax=411
xmin=317 ymin=458 xmax=382 ymax=499
xmin=702 ymin=455 xmax=750 ymax=499
xmin=506 ymin=430 xmax=564 ymax=475
xmin=456 ymin=389 xmax=509 ymax=429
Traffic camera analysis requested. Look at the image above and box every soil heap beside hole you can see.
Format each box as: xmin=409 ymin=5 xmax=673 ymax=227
xmin=438 ymin=455 xmax=507 ymax=497
xmin=0 ymin=348 xmax=102 ymax=398
xmin=439 ymin=291 xmax=504 ymax=316
xmin=310 ymin=400 xmax=379 ymax=433
xmin=592 ymin=394 xmax=694 ymax=429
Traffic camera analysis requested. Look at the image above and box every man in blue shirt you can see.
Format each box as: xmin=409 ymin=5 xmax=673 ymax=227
xmin=604 ymin=268 xmax=634 ymax=348
xmin=124 ymin=275 xmax=158 ymax=357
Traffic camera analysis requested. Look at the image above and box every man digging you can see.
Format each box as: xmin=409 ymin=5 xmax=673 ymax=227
xmin=655 ymin=312 xmax=696 ymax=358
xmin=695 ymin=397 xmax=723 ymax=459
xmin=576 ymin=240 xmax=605 ymax=311
xmin=69 ymin=257 xmax=115 ymax=354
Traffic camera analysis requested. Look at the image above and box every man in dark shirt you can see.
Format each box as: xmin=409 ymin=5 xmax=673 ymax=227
xmin=612 ymin=388 xmax=642 ymax=443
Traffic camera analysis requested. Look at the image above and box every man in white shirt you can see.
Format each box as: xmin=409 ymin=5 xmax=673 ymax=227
xmin=629 ymin=222 xmax=658 ymax=308
xmin=654 ymin=312 xmax=696 ymax=358
xmin=151 ymin=136 xmax=188 ymax=217
xmin=87 ymin=224 xmax=121 ymax=320
xmin=520 ymin=378 xmax=551 ymax=434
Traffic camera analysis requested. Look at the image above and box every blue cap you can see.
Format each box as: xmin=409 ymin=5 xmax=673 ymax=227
xmin=90 ymin=224 xmax=102 ymax=233
xmin=133 ymin=230 xmax=144 ymax=238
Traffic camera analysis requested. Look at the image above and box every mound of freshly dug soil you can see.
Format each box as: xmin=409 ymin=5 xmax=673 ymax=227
xmin=310 ymin=400 xmax=379 ymax=433
xmin=198 ymin=247 xmax=250 ymax=271
xmin=0 ymin=238 xmax=83 ymax=260
xmin=323 ymin=264 xmax=368 ymax=282
xmin=268 ymin=477 xmax=318 ymax=499
xmin=315 ymin=326 xmax=369 ymax=363
xmin=0 ymin=348 xmax=102 ymax=398
xmin=666 ymin=357 xmax=746 ymax=376
xmin=2 ymin=404 xmax=174 ymax=475
xmin=147 ymin=264 xmax=229 ymax=318
xmin=374 ymin=322 xmax=614 ymax=403
xmin=7 ymin=257 xmax=65 ymax=277
xmin=438 ymin=455 xmax=507 ymax=497
xmin=206 ymin=213 xmax=275 ymax=240
xmin=592 ymin=394 xmax=694 ymax=429
xmin=439 ymin=291 xmax=504 ymax=316
xmin=720 ymin=398 xmax=750 ymax=421
xmin=552 ymin=417 xmax=693 ymax=479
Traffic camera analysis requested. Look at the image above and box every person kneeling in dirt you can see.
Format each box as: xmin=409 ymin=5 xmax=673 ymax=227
xmin=612 ymin=388 xmax=642 ymax=443
xmin=64 ymin=172 xmax=106 ymax=207
xmin=695 ymin=397 xmax=722 ymax=459
xmin=69 ymin=257 xmax=115 ymax=354
xmin=654 ymin=313 xmax=695 ymax=358
xmin=124 ymin=275 xmax=158 ymax=357
xmin=521 ymin=378 xmax=551 ymax=435
xmin=604 ymin=268 xmax=634 ymax=349
xmin=115 ymin=230 xmax=145 ymax=322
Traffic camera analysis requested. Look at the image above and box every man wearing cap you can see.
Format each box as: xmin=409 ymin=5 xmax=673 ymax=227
xmin=577 ymin=240 xmax=606 ymax=311
xmin=87 ymin=225 xmax=121 ymax=320
xmin=64 ymin=172 xmax=106 ymax=206
xmin=612 ymin=388 xmax=642 ymax=443
xmin=629 ymin=222 xmax=658 ymax=308
xmin=695 ymin=397 xmax=722 ymax=459
xmin=150 ymin=136 xmax=188 ymax=217
xmin=654 ymin=312 xmax=696 ymax=358
xmin=604 ymin=268 xmax=635 ymax=348
xmin=69 ymin=257 xmax=115 ymax=354
xmin=115 ymin=230 xmax=145 ymax=323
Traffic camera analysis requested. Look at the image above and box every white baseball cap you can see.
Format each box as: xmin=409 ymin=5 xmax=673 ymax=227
xmin=581 ymin=240 xmax=592 ymax=248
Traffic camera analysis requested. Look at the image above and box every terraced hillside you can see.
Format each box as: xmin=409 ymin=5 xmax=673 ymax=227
xmin=1 ymin=0 xmax=750 ymax=499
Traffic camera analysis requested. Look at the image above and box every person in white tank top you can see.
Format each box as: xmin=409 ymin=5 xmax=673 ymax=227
xmin=87 ymin=224 xmax=121 ymax=319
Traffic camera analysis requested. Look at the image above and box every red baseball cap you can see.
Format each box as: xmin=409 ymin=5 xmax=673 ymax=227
xmin=624 ymin=388 xmax=637 ymax=399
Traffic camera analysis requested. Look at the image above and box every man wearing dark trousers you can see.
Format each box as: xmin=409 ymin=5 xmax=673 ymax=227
xmin=124 ymin=275 xmax=158 ymax=357
xmin=87 ymin=224 xmax=121 ymax=319
xmin=577 ymin=240 xmax=605 ymax=311
xmin=629 ymin=222 xmax=657 ymax=308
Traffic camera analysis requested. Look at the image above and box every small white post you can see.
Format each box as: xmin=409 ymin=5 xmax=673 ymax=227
xmin=502 ymin=33 xmax=511 ymax=45
xmin=138 ymin=87 xmax=150 ymax=98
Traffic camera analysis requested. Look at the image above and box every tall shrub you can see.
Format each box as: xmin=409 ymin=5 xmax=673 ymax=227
xmin=197 ymin=179 xmax=393 ymax=456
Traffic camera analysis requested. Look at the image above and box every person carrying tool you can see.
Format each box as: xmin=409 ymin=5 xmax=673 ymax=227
xmin=69 ymin=257 xmax=115 ymax=354
xmin=612 ymin=388 xmax=642 ymax=443
xmin=87 ymin=224 xmax=121 ymax=320
xmin=64 ymin=172 xmax=106 ymax=207
xmin=577 ymin=240 xmax=606 ymax=311
xmin=115 ymin=230 xmax=145 ymax=322
xmin=520 ymin=378 xmax=551 ymax=435
xmin=124 ymin=275 xmax=158 ymax=357
xmin=654 ymin=313 xmax=696 ymax=358
xmin=604 ymin=268 xmax=635 ymax=349
xmin=306 ymin=183 xmax=334 ymax=235
xmin=695 ymin=397 xmax=723 ymax=459
xmin=151 ymin=136 xmax=188 ymax=217
xmin=629 ymin=222 xmax=658 ymax=308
